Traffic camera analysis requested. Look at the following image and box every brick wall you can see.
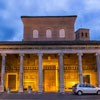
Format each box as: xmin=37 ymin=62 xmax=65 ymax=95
xmin=21 ymin=16 xmax=77 ymax=41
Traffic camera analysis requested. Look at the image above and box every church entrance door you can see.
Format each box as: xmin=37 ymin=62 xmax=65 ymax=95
xmin=7 ymin=73 xmax=17 ymax=91
xmin=43 ymin=66 xmax=58 ymax=92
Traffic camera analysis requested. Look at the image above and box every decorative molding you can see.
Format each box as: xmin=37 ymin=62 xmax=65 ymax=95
xmin=1 ymin=53 xmax=6 ymax=56
xmin=19 ymin=53 xmax=24 ymax=57
xmin=77 ymin=53 xmax=83 ymax=56
xmin=0 ymin=49 xmax=100 ymax=54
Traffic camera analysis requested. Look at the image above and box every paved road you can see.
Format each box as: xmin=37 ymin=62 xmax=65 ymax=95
xmin=0 ymin=92 xmax=100 ymax=100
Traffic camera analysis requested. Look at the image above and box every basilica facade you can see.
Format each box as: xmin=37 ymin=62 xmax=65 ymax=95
xmin=0 ymin=16 xmax=100 ymax=93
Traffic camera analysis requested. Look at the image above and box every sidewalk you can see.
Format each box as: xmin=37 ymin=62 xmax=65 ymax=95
xmin=0 ymin=92 xmax=72 ymax=100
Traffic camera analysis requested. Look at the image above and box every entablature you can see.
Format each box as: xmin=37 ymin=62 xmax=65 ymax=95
xmin=0 ymin=45 xmax=100 ymax=50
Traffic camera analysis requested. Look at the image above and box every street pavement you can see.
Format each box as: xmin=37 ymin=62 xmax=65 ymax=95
xmin=0 ymin=92 xmax=100 ymax=100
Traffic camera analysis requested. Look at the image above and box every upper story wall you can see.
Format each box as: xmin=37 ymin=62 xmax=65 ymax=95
xmin=21 ymin=16 xmax=77 ymax=41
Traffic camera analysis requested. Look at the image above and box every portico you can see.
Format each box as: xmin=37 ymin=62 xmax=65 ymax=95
xmin=0 ymin=45 xmax=99 ymax=92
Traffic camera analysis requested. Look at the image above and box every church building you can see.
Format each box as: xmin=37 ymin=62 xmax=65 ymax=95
xmin=0 ymin=16 xmax=100 ymax=93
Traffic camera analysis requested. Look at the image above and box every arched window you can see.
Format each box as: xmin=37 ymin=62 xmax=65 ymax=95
xmin=81 ymin=32 xmax=84 ymax=37
xmin=59 ymin=29 xmax=65 ymax=38
xmin=85 ymin=33 xmax=88 ymax=37
xmin=33 ymin=30 xmax=38 ymax=38
xmin=46 ymin=29 xmax=52 ymax=38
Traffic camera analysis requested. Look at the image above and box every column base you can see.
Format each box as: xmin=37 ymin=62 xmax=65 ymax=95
xmin=60 ymin=87 xmax=65 ymax=93
xmin=0 ymin=85 xmax=4 ymax=92
xmin=38 ymin=86 xmax=43 ymax=93
xmin=38 ymin=90 xmax=43 ymax=93
xmin=19 ymin=86 xmax=23 ymax=92
xmin=98 ymin=84 xmax=100 ymax=87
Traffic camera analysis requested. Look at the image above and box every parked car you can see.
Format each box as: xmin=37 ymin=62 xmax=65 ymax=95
xmin=72 ymin=83 xmax=100 ymax=95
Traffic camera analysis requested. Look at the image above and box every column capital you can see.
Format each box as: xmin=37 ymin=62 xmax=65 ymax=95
xmin=58 ymin=53 xmax=64 ymax=56
xmin=77 ymin=53 xmax=83 ymax=56
xmin=19 ymin=53 xmax=24 ymax=57
xmin=38 ymin=53 xmax=43 ymax=56
xmin=95 ymin=53 xmax=100 ymax=56
xmin=1 ymin=53 xmax=6 ymax=57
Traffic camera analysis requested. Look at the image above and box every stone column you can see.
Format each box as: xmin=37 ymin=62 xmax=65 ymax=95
xmin=19 ymin=53 xmax=24 ymax=92
xmin=58 ymin=53 xmax=64 ymax=93
xmin=0 ymin=53 xmax=6 ymax=92
xmin=96 ymin=53 xmax=100 ymax=87
xmin=38 ymin=53 xmax=43 ymax=93
xmin=77 ymin=53 xmax=83 ymax=84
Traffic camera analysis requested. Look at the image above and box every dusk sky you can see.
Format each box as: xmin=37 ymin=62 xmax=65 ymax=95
xmin=0 ymin=0 xmax=100 ymax=41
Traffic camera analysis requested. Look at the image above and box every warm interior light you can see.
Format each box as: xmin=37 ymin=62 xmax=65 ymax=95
xmin=48 ymin=56 xmax=51 ymax=61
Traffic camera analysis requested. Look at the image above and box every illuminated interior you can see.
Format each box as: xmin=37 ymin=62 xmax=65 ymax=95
xmin=64 ymin=54 xmax=79 ymax=91
xmin=7 ymin=73 xmax=18 ymax=91
xmin=82 ymin=54 xmax=97 ymax=86
xmin=1 ymin=53 xmax=97 ymax=92
xmin=64 ymin=70 xmax=79 ymax=91
xmin=24 ymin=71 xmax=38 ymax=91
xmin=23 ymin=54 xmax=38 ymax=92
xmin=43 ymin=54 xmax=59 ymax=92
xmin=64 ymin=54 xmax=97 ymax=91
xmin=5 ymin=54 xmax=19 ymax=91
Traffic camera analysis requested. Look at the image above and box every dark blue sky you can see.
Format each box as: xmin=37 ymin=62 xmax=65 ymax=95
xmin=0 ymin=0 xmax=100 ymax=41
